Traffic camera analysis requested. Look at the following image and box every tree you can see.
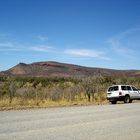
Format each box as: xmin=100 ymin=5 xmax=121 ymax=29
xmin=9 ymin=80 xmax=16 ymax=103
xmin=81 ymin=77 xmax=96 ymax=102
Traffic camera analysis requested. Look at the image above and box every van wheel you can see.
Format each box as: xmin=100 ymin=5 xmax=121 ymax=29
xmin=111 ymin=101 xmax=117 ymax=104
xmin=124 ymin=95 xmax=130 ymax=103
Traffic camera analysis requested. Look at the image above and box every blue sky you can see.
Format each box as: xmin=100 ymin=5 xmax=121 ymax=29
xmin=0 ymin=0 xmax=140 ymax=71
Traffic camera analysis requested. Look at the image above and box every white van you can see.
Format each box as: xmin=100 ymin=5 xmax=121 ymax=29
xmin=107 ymin=85 xmax=140 ymax=104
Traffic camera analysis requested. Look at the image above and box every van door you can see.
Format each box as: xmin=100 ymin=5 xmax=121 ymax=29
xmin=126 ymin=86 xmax=134 ymax=99
xmin=131 ymin=86 xmax=140 ymax=99
xmin=121 ymin=86 xmax=129 ymax=96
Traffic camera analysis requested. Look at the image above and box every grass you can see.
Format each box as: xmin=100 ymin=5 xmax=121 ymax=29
xmin=1 ymin=96 xmax=139 ymax=111
xmin=0 ymin=93 xmax=108 ymax=111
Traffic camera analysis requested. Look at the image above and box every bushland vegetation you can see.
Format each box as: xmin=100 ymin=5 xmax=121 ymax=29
xmin=0 ymin=76 xmax=140 ymax=109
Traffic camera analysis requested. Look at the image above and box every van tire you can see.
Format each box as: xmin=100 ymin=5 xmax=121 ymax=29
xmin=124 ymin=95 xmax=130 ymax=103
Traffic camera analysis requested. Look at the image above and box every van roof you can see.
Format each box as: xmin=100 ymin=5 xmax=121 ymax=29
xmin=109 ymin=85 xmax=132 ymax=87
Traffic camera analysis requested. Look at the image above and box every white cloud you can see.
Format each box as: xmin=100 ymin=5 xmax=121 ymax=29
xmin=30 ymin=45 xmax=54 ymax=52
xmin=0 ymin=42 xmax=21 ymax=51
xmin=64 ymin=49 xmax=109 ymax=60
xmin=0 ymin=33 xmax=21 ymax=51
xmin=115 ymin=28 xmax=140 ymax=39
xmin=107 ymin=28 xmax=140 ymax=57
xmin=107 ymin=38 xmax=134 ymax=54
xmin=0 ymin=33 xmax=11 ymax=40
xmin=37 ymin=35 xmax=48 ymax=41
xmin=0 ymin=42 xmax=13 ymax=47
xmin=0 ymin=34 xmax=50 ymax=52
xmin=30 ymin=46 xmax=109 ymax=60
xmin=0 ymin=33 xmax=109 ymax=61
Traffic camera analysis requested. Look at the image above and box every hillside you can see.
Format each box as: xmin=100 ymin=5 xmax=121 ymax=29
xmin=0 ymin=61 xmax=140 ymax=77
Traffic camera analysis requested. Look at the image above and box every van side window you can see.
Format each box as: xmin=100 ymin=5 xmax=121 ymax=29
xmin=108 ymin=86 xmax=118 ymax=91
xmin=108 ymin=87 xmax=113 ymax=91
xmin=121 ymin=86 xmax=127 ymax=90
xmin=127 ymin=86 xmax=132 ymax=91
xmin=113 ymin=86 xmax=118 ymax=91
xmin=132 ymin=86 xmax=138 ymax=91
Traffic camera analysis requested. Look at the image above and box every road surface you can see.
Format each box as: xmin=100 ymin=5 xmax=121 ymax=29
xmin=0 ymin=103 xmax=140 ymax=140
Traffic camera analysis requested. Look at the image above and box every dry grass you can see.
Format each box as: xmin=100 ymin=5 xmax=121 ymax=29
xmin=0 ymin=93 xmax=108 ymax=110
xmin=1 ymin=99 xmax=140 ymax=111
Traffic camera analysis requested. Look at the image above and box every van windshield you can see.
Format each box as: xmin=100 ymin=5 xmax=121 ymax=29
xmin=132 ymin=86 xmax=138 ymax=91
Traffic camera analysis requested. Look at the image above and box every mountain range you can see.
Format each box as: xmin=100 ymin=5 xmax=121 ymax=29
xmin=0 ymin=61 xmax=140 ymax=77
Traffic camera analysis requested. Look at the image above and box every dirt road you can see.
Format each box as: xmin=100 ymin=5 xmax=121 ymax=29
xmin=0 ymin=103 xmax=140 ymax=140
